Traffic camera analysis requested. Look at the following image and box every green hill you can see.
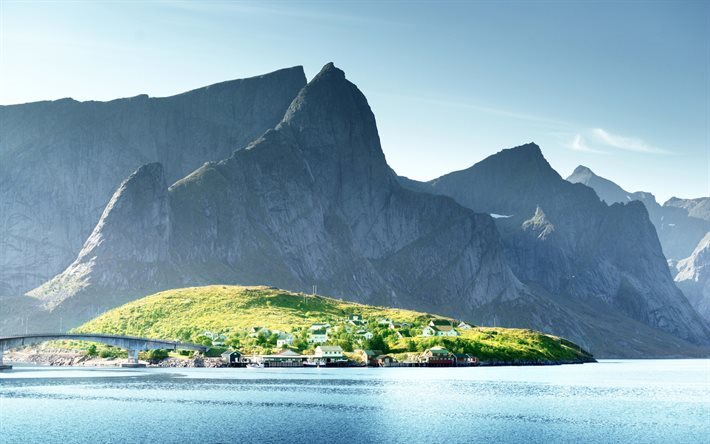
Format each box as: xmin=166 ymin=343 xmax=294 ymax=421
xmin=75 ymin=285 xmax=595 ymax=364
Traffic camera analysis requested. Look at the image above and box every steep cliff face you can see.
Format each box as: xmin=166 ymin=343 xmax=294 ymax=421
xmin=30 ymin=63 xmax=520 ymax=327
xmin=28 ymin=163 xmax=172 ymax=316
xmin=675 ymin=233 xmax=710 ymax=322
xmin=566 ymin=166 xmax=710 ymax=261
xmin=0 ymin=67 xmax=306 ymax=297
xmin=402 ymin=144 xmax=710 ymax=346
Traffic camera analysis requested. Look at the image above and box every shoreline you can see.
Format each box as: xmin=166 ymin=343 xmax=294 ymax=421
xmin=4 ymin=349 xmax=595 ymax=369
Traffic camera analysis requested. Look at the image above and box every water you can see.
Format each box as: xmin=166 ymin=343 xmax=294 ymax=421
xmin=0 ymin=360 xmax=708 ymax=443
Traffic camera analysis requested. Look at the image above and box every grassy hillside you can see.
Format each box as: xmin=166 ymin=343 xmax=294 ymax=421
xmin=75 ymin=285 xmax=594 ymax=363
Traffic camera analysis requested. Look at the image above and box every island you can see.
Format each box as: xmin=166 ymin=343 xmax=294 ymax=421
xmin=8 ymin=285 xmax=595 ymax=367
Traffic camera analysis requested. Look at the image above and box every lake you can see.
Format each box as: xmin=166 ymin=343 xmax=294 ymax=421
xmin=0 ymin=360 xmax=708 ymax=443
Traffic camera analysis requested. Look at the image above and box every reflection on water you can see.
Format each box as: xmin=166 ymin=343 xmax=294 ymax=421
xmin=1 ymin=360 xmax=708 ymax=443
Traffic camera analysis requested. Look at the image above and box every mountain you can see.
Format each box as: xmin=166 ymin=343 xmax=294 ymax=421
xmin=25 ymin=65 xmax=710 ymax=357
xmin=0 ymin=66 xmax=307 ymax=298
xmin=566 ymin=166 xmax=710 ymax=261
xmin=665 ymin=197 xmax=710 ymax=223
xmin=675 ymin=233 xmax=710 ymax=322
xmin=399 ymin=144 xmax=710 ymax=351
xmin=28 ymin=62 xmax=519 ymax=331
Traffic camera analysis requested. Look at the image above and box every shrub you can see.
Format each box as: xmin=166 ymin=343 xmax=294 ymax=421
xmin=85 ymin=344 xmax=98 ymax=357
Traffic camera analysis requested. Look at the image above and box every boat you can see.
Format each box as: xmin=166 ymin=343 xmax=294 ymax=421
xmin=246 ymin=362 xmax=264 ymax=369
xmin=303 ymin=361 xmax=320 ymax=368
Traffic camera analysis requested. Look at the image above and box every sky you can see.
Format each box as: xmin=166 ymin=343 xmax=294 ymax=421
xmin=1 ymin=0 xmax=708 ymax=202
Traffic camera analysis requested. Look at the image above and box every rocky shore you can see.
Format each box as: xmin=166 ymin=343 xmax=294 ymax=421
xmin=5 ymin=349 xmax=225 ymax=368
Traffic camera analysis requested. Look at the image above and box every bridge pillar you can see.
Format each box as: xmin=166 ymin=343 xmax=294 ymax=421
xmin=121 ymin=348 xmax=145 ymax=368
xmin=0 ymin=345 xmax=11 ymax=371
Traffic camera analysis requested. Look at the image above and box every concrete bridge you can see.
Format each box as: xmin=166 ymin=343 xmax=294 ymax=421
xmin=0 ymin=333 xmax=208 ymax=369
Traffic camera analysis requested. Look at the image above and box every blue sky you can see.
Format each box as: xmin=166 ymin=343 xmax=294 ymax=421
xmin=1 ymin=1 xmax=707 ymax=202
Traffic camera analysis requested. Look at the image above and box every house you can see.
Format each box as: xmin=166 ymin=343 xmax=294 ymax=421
xmin=457 ymin=322 xmax=473 ymax=330
xmin=357 ymin=349 xmax=383 ymax=366
xmin=276 ymin=332 xmax=294 ymax=347
xmin=422 ymin=320 xmax=459 ymax=337
xmin=421 ymin=326 xmax=436 ymax=337
xmin=221 ymin=350 xmax=243 ymax=366
xmin=356 ymin=329 xmax=374 ymax=340
xmin=348 ymin=314 xmax=363 ymax=322
xmin=421 ymin=346 xmax=455 ymax=366
xmin=309 ymin=323 xmax=331 ymax=331
xmin=377 ymin=318 xmax=392 ymax=326
xmin=314 ymin=346 xmax=344 ymax=364
xmin=393 ymin=330 xmax=411 ymax=339
xmin=374 ymin=354 xmax=397 ymax=367
xmin=259 ymin=349 xmax=308 ymax=367
xmin=249 ymin=326 xmax=272 ymax=338
xmin=307 ymin=329 xmax=328 ymax=344
xmin=454 ymin=353 xmax=479 ymax=366
xmin=203 ymin=331 xmax=227 ymax=346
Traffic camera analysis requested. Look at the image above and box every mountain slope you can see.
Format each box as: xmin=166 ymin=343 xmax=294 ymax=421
xmin=0 ymin=67 xmax=306 ymax=297
xmin=29 ymin=63 xmax=520 ymax=333
xmin=566 ymin=166 xmax=710 ymax=261
xmin=399 ymin=144 xmax=710 ymax=348
xmin=675 ymin=233 xmax=710 ymax=322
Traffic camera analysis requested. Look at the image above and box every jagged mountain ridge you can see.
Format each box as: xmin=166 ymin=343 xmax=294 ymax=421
xmin=566 ymin=166 xmax=710 ymax=261
xmin=30 ymin=63 xmax=520 ymax=329
xmin=399 ymin=145 xmax=710 ymax=347
xmin=665 ymin=197 xmax=710 ymax=223
xmin=0 ymin=66 xmax=307 ymax=297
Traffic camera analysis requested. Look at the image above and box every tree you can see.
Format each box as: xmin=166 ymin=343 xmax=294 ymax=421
xmin=364 ymin=334 xmax=388 ymax=353
xmin=86 ymin=344 xmax=98 ymax=357
xmin=338 ymin=339 xmax=353 ymax=352
xmin=406 ymin=339 xmax=418 ymax=352
xmin=225 ymin=335 xmax=241 ymax=349
xmin=145 ymin=349 xmax=169 ymax=363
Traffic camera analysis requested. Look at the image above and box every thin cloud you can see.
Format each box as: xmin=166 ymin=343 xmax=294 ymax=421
xmin=567 ymin=134 xmax=607 ymax=154
xmin=591 ymin=128 xmax=671 ymax=154
xmin=372 ymin=91 xmax=573 ymax=129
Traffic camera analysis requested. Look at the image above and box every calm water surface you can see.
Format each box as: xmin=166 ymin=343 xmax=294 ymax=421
xmin=0 ymin=360 xmax=708 ymax=443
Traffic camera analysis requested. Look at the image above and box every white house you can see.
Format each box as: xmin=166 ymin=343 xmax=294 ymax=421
xmin=307 ymin=329 xmax=328 ymax=344
xmin=422 ymin=326 xmax=437 ymax=337
xmin=276 ymin=332 xmax=294 ymax=347
xmin=356 ymin=329 xmax=374 ymax=340
xmin=309 ymin=323 xmax=331 ymax=332
xmin=457 ymin=321 xmax=473 ymax=330
xmin=422 ymin=322 xmax=459 ymax=337
xmin=314 ymin=345 xmax=343 ymax=359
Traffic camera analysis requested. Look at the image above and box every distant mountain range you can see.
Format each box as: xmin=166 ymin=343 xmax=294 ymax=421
xmin=2 ymin=63 xmax=708 ymax=357
xmin=675 ymin=233 xmax=710 ymax=323
xmin=566 ymin=166 xmax=709 ymax=262
xmin=565 ymin=166 xmax=710 ymax=323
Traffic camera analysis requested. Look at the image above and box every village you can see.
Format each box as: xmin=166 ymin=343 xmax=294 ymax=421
xmin=213 ymin=314 xmax=481 ymax=368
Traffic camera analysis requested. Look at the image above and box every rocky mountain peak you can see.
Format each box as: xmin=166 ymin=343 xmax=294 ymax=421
xmin=79 ymin=161 xmax=170 ymax=263
xmin=569 ymin=165 xmax=595 ymax=180
xmin=267 ymin=62 xmax=393 ymax=202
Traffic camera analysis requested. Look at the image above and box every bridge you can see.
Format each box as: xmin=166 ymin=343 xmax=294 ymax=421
xmin=0 ymin=333 xmax=208 ymax=369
